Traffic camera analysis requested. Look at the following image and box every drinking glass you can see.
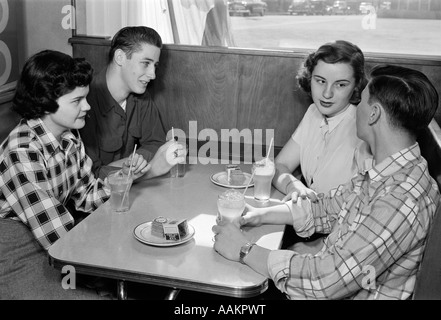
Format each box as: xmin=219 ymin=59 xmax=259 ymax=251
xmin=252 ymin=158 xmax=275 ymax=202
xmin=217 ymin=189 xmax=246 ymax=225
xmin=170 ymin=163 xmax=186 ymax=178
xmin=108 ymin=170 xmax=133 ymax=213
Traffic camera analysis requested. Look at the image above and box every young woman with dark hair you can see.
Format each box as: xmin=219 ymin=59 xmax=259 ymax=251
xmin=0 ymin=50 xmax=127 ymax=299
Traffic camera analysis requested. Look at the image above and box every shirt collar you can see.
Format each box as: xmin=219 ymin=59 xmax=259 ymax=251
xmin=94 ymin=68 xmax=120 ymax=114
xmin=94 ymin=68 xmax=137 ymax=114
xmin=365 ymin=143 xmax=421 ymax=182
xmin=27 ymin=118 xmax=80 ymax=156
xmin=320 ymin=104 xmax=354 ymax=133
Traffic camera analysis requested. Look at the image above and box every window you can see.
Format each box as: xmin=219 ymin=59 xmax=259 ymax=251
xmin=73 ymin=0 xmax=441 ymax=56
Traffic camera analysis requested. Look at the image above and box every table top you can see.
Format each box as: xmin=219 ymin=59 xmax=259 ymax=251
xmin=48 ymin=161 xmax=285 ymax=298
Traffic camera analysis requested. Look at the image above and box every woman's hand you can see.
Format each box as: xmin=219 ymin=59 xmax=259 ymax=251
xmin=283 ymin=180 xmax=318 ymax=203
xmin=239 ymin=204 xmax=267 ymax=227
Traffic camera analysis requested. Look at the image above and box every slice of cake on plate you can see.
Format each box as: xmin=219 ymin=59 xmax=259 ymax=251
xmin=226 ymin=165 xmax=246 ymax=186
xmin=151 ymin=216 xmax=188 ymax=240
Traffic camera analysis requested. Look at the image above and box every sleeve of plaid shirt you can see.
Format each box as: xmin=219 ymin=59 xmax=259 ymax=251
xmin=2 ymin=146 xmax=109 ymax=250
xmin=67 ymin=142 xmax=110 ymax=213
xmin=267 ymin=183 xmax=429 ymax=299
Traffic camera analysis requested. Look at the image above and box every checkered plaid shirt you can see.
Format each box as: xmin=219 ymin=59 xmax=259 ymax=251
xmin=0 ymin=118 xmax=110 ymax=250
xmin=268 ymin=143 xmax=440 ymax=299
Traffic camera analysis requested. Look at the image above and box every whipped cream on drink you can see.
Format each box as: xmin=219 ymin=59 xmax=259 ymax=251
xmin=253 ymin=158 xmax=275 ymax=175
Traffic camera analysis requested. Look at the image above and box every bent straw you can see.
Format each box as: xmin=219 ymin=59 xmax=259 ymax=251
xmin=120 ymin=145 xmax=137 ymax=210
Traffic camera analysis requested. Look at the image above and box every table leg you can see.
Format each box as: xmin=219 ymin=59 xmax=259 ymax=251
xmin=117 ymin=280 xmax=127 ymax=300
xmin=164 ymin=287 xmax=181 ymax=300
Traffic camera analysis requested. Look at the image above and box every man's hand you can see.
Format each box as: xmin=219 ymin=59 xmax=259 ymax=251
xmin=146 ymin=140 xmax=187 ymax=178
xmin=212 ymin=219 xmax=249 ymax=262
xmin=121 ymin=153 xmax=150 ymax=180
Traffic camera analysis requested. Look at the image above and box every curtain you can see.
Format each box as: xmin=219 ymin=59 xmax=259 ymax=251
xmin=77 ymin=0 xmax=234 ymax=46
xmin=80 ymin=0 xmax=173 ymax=43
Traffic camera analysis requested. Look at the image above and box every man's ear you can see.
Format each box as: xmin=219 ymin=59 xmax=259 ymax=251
xmin=368 ymin=103 xmax=381 ymax=125
xmin=114 ymin=49 xmax=126 ymax=66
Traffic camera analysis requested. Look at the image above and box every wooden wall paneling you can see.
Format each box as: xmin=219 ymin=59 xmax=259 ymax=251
xmin=154 ymin=47 xmax=240 ymax=138
xmin=418 ymin=120 xmax=441 ymax=188
xmin=235 ymin=53 xmax=311 ymax=149
xmin=71 ymin=39 xmax=110 ymax=75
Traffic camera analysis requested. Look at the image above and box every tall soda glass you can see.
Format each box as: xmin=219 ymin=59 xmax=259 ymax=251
xmin=252 ymin=158 xmax=275 ymax=203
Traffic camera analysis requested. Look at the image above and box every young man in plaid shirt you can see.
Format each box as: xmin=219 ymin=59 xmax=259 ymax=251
xmin=213 ymin=65 xmax=440 ymax=300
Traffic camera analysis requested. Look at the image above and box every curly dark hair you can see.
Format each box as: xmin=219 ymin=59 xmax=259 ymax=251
xmin=12 ymin=50 xmax=93 ymax=120
xmin=297 ymin=40 xmax=367 ymax=105
xmin=108 ymin=26 xmax=162 ymax=63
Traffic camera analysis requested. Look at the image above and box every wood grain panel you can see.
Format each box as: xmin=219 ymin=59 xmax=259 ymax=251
xmin=71 ymin=40 xmax=110 ymax=75
xmin=153 ymin=47 xmax=240 ymax=137
xmin=235 ymin=54 xmax=311 ymax=147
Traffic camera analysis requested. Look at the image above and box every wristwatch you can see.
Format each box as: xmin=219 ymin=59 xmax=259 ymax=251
xmin=239 ymin=242 xmax=256 ymax=264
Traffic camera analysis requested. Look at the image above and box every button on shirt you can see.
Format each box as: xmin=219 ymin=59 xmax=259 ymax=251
xmin=292 ymin=103 xmax=371 ymax=193
xmin=268 ymin=144 xmax=440 ymax=299
xmin=0 ymin=119 xmax=110 ymax=250
xmin=80 ymin=68 xmax=167 ymax=180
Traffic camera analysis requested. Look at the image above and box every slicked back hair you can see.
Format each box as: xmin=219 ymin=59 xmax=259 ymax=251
xmin=108 ymin=26 xmax=162 ymax=63
xmin=368 ymin=64 xmax=439 ymax=136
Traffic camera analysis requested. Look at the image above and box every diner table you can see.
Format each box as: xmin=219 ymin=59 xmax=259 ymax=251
xmin=48 ymin=160 xmax=285 ymax=299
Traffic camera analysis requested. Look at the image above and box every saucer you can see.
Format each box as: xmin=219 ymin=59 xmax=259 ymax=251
xmin=210 ymin=172 xmax=254 ymax=189
xmin=133 ymin=221 xmax=195 ymax=247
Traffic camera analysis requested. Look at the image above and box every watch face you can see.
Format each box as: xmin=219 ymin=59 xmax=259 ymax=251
xmin=240 ymin=243 xmax=253 ymax=264
xmin=241 ymin=243 xmax=251 ymax=254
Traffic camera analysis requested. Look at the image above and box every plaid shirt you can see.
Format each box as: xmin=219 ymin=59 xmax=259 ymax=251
xmin=269 ymin=143 xmax=440 ymax=299
xmin=0 ymin=119 xmax=110 ymax=250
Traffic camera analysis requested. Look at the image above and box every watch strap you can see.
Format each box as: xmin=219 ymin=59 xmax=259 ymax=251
xmin=239 ymin=242 xmax=256 ymax=264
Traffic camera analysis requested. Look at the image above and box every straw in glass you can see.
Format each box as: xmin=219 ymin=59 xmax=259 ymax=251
xmin=120 ymin=145 xmax=137 ymax=210
xmin=242 ymin=170 xmax=255 ymax=196
xmin=266 ymin=137 xmax=274 ymax=161
xmin=243 ymin=137 xmax=273 ymax=196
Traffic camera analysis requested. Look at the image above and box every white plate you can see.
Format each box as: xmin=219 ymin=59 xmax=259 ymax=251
xmin=210 ymin=172 xmax=254 ymax=189
xmin=133 ymin=221 xmax=195 ymax=247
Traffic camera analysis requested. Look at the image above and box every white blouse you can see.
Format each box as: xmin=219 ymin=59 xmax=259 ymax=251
xmin=292 ymin=103 xmax=371 ymax=194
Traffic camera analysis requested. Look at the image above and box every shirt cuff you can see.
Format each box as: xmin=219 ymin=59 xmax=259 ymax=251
xmin=268 ymin=250 xmax=295 ymax=285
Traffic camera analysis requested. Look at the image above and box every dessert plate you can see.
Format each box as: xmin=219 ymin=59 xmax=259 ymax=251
xmin=133 ymin=221 xmax=195 ymax=247
xmin=210 ymin=172 xmax=254 ymax=189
